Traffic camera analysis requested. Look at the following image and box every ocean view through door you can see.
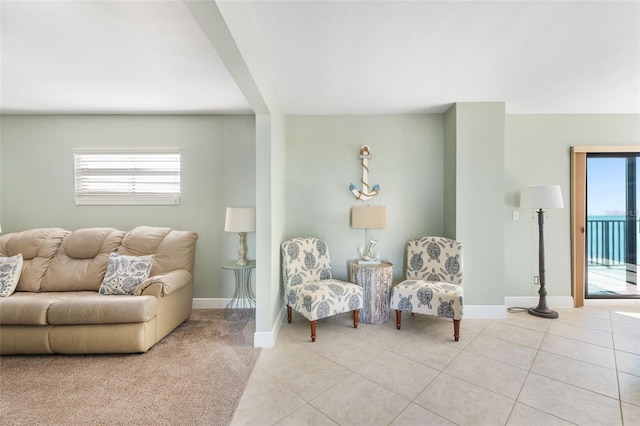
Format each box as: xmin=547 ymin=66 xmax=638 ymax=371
xmin=586 ymin=153 xmax=639 ymax=298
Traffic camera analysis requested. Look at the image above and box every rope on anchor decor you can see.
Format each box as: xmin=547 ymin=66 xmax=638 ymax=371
xmin=349 ymin=145 xmax=380 ymax=201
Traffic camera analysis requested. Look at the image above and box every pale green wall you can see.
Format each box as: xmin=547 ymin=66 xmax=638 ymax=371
xmin=0 ymin=119 xmax=2 ymax=231
xmin=0 ymin=114 xmax=256 ymax=299
xmin=446 ymin=103 xmax=506 ymax=306
xmin=255 ymin=113 xmax=287 ymax=338
xmin=285 ymin=115 xmax=444 ymax=283
xmin=504 ymin=114 xmax=640 ymax=299
xmin=283 ymin=110 xmax=640 ymax=308
xmin=3 ymin=113 xmax=638 ymax=312
xmin=443 ymin=105 xmax=457 ymax=239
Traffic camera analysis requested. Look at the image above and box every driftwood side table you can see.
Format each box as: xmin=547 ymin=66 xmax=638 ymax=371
xmin=349 ymin=261 xmax=393 ymax=324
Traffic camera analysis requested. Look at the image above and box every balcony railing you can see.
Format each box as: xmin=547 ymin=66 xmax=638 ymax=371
xmin=587 ymin=218 xmax=639 ymax=267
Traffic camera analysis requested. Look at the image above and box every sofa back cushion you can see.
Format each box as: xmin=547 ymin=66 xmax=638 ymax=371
xmin=117 ymin=226 xmax=198 ymax=276
xmin=42 ymin=228 xmax=126 ymax=292
xmin=0 ymin=228 xmax=69 ymax=292
xmin=0 ymin=226 xmax=197 ymax=293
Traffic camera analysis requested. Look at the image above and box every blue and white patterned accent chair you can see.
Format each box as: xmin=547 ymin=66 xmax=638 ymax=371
xmin=281 ymin=237 xmax=364 ymax=342
xmin=390 ymin=237 xmax=464 ymax=341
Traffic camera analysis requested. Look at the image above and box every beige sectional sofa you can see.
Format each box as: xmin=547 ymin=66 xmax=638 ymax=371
xmin=0 ymin=226 xmax=198 ymax=355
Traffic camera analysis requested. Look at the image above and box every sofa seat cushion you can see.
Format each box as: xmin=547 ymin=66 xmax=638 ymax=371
xmin=0 ymin=292 xmax=64 ymax=325
xmin=48 ymin=294 xmax=158 ymax=325
xmin=0 ymin=291 xmax=157 ymax=326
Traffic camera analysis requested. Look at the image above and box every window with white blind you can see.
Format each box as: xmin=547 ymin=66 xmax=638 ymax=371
xmin=73 ymin=148 xmax=181 ymax=205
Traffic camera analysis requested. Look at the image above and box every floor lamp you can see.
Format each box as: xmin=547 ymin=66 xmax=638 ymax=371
xmin=519 ymin=185 xmax=564 ymax=319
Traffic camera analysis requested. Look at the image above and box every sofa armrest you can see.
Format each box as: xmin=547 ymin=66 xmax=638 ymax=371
xmin=134 ymin=269 xmax=192 ymax=297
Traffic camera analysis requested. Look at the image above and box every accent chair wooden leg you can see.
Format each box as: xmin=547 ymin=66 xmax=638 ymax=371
xmin=310 ymin=320 xmax=317 ymax=342
xmin=353 ymin=309 xmax=359 ymax=328
xmin=395 ymin=310 xmax=402 ymax=330
xmin=287 ymin=305 xmax=292 ymax=324
xmin=453 ymin=319 xmax=461 ymax=342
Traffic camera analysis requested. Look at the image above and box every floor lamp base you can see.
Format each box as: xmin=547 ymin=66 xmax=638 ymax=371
xmin=527 ymin=306 xmax=559 ymax=319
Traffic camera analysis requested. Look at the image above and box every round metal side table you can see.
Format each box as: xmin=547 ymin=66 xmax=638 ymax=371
xmin=221 ymin=260 xmax=256 ymax=321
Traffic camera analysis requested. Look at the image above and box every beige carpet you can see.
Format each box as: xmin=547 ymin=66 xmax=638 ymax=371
xmin=0 ymin=310 xmax=260 ymax=426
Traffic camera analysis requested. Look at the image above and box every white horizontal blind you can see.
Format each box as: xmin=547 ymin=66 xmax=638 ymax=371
xmin=73 ymin=149 xmax=181 ymax=205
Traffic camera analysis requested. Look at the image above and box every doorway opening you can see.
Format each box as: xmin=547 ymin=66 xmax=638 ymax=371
xmin=585 ymin=153 xmax=638 ymax=298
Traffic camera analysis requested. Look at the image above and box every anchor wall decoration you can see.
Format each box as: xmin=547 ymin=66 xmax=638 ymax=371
xmin=349 ymin=145 xmax=380 ymax=201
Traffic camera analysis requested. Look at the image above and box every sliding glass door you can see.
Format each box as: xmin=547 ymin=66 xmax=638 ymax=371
xmin=585 ymin=153 xmax=639 ymax=298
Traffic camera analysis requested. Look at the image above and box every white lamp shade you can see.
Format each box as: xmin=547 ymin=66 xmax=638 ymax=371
xmin=351 ymin=206 xmax=387 ymax=229
xmin=224 ymin=207 xmax=256 ymax=232
xmin=519 ymin=185 xmax=564 ymax=209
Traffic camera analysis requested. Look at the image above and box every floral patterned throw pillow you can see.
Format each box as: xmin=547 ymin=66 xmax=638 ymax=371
xmin=0 ymin=254 xmax=23 ymax=297
xmin=99 ymin=253 xmax=154 ymax=295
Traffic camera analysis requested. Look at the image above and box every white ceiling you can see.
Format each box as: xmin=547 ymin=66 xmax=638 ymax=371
xmin=2 ymin=1 xmax=639 ymax=115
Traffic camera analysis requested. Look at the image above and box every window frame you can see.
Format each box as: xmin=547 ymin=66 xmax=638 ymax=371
xmin=73 ymin=148 xmax=181 ymax=206
xmin=570 ymin=145 xmax=640 ymax=306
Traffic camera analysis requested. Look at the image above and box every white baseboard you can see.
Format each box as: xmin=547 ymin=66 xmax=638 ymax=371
xmin=464 ymin=305 xmax=507 ymax=319
xmin=191 ymin=298 xmax=284 ymax=348
xmin=194 ymin=299 xmax=581 ymax=341
xmin=504 ymin=296 xmax=574 ymax=309
xmin=253 ymin=305 xmax=285 ymax=348
xmin=192 ymin=298 xmax=230 ymax=309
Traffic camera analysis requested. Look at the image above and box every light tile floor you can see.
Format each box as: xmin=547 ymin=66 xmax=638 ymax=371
xmin=231 ymin=300 xmax=640 ymax=426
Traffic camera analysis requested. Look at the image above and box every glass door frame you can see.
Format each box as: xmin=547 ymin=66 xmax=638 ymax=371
xmin=571 ymin=146 xmax=640 ymax=306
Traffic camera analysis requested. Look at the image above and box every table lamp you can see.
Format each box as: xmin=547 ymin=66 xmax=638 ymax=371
xmin=224 ymin=207 xmax=256 ymax=266
xmin=351 ymin=205 xmax=387 ymax=264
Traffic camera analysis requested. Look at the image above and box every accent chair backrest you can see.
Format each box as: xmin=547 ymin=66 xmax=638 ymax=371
xmin=281 ymin=237 xmax=333 ymax=289
xmin=405 ymin=236 xmax=463 ymax=285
